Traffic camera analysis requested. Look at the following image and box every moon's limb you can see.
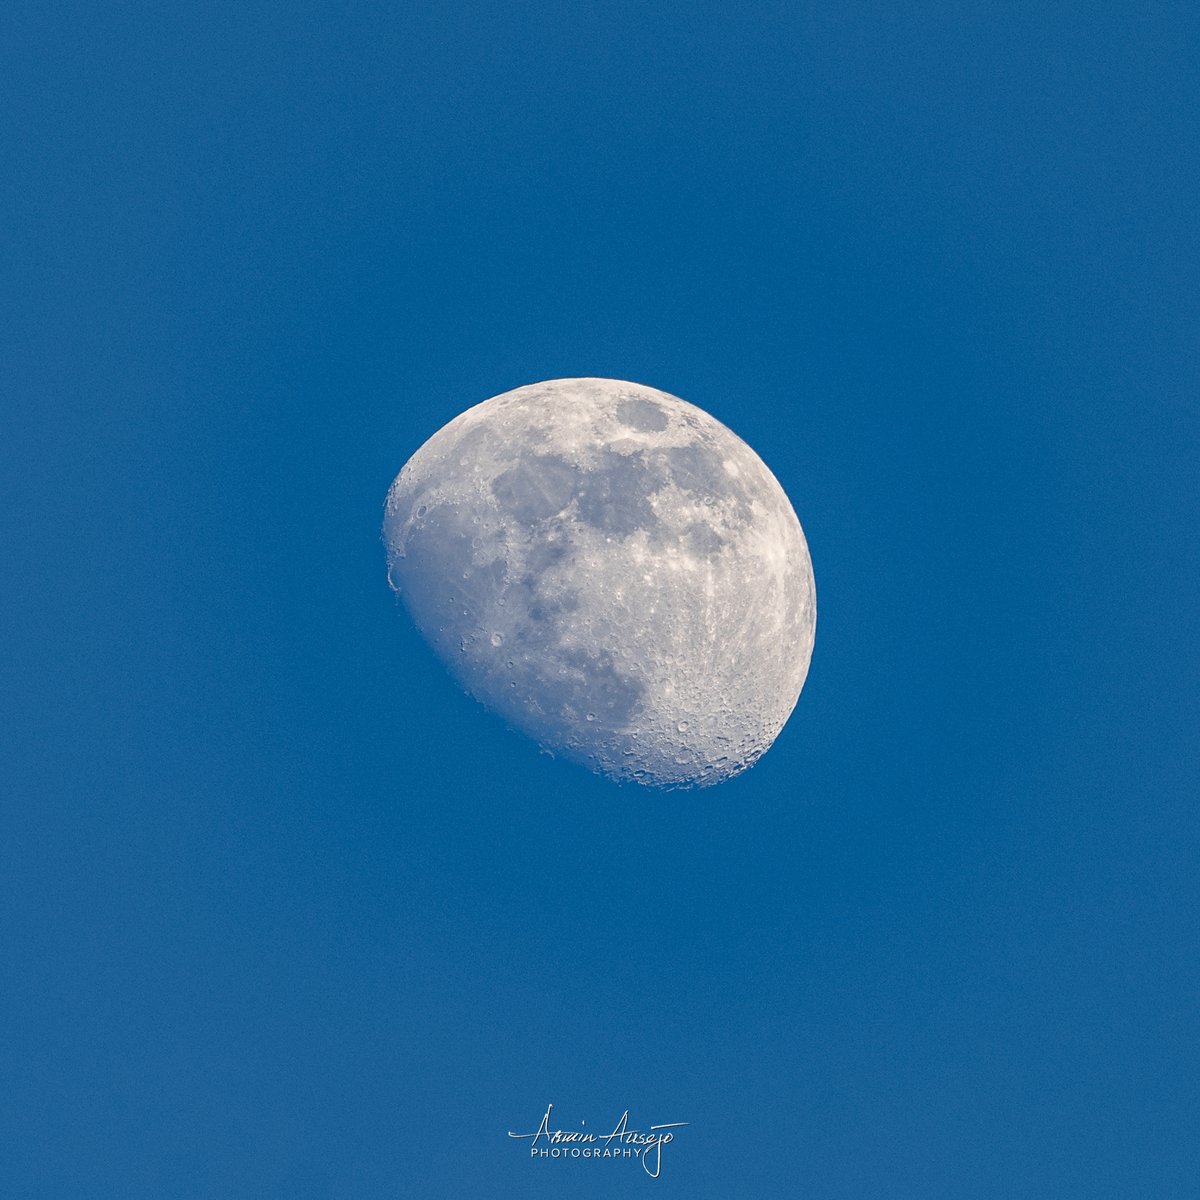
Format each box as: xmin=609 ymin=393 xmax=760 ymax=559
xmin=383 ymin=378 xmax=816 ymax=788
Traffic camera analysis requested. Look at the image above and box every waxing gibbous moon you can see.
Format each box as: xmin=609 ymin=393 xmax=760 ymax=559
xmin=382 ymin=378 xmax=816 ymax=788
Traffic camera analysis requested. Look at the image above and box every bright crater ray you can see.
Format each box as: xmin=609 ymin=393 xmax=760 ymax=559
xmin=382 ymin=378 xmax=816 ymax=788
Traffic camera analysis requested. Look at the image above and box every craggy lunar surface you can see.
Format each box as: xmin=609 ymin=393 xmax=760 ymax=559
xmin=383 ymin=378 xmax=816 ymax=787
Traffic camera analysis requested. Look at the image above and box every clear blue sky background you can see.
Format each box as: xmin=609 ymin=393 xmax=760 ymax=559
xmin=3 ymin=2 xmax=1197 ymax=1196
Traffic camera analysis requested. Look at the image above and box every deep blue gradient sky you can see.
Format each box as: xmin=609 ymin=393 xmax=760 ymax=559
xmin=4 ymin=2 xmax=1198 ymax=1196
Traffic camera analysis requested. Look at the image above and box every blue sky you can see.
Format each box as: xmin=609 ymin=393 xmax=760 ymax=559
xmin=3 ymin=1 xmax=1197 ymax=1196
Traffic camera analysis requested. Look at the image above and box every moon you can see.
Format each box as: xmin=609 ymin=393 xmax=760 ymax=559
xmin=382 ymin=378 xmax=816 ymax=788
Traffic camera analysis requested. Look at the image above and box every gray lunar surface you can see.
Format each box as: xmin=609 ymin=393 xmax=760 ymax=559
xmin=382 ymin=378 xmax=816 ymax=787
